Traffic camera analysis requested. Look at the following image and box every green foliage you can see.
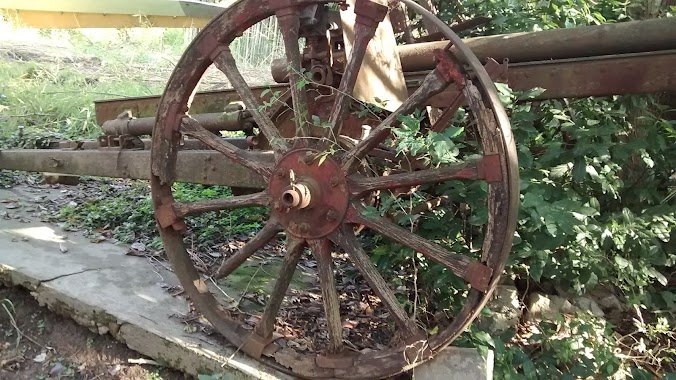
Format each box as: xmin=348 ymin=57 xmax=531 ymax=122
xmin=432 ymin=0 xmax=632 ymax=36
xmin=369 ymin=85 xmax=676 ymax=377
xmin=58 ymin=181 xmax=266 ymax=251
xmin=468 ymin=315 xmax=621 ymax=379
xmin=0 ymin=59 xmax=162 ymax=148
xmin=502 ymin=86 xmax=676 ymax=301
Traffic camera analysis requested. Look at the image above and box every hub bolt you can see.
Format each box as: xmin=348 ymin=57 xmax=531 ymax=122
xmin=326 ymin=209 xmax=337 ymax=222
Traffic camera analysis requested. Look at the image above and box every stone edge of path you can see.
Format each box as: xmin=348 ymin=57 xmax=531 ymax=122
xmin=0 ymin=264 xmax=292 ymax=380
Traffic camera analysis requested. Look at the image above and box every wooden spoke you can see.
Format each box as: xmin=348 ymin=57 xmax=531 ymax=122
xmin=276 ymin=12 xmax=310 ymax=139
xmin=309 ymin=239 xmax=343 ymax=353
xmin=211 ymin=48 xmax=289 ymax=154
xmin=430 ymin=91 xmax=465 ymax=133
xmin=330 ymin=225 xmax=424 ymax=341
xmin=180 ymin=117 xmax=272 ymax=177
xmin=341 ymin=69 xmax=451 ymax=173
xmin=253 ymin=237 xmax=306 ymax=341
xmin=328 ymin=21 xmax=380 ymax=137
xmin=347 ymin=204 xmax=492 ymax=292
xmin=213 ymin=219 xmax=283 ymax=279
xmin=173 ymin=191 xmax=269 ymax=218
xmin=348 ymin=159 xmax=482 ymax=198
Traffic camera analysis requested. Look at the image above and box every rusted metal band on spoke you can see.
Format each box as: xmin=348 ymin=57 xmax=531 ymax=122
xmin=465 ymin=261 xmax=493 ymax=292
xmin=155 ymin=202 xmax=186 ymax=231
xmin=353 ymin=0 xmax=388 ymax=26
xmin=478 ymin=154 xmax=502 ymax=183
xmin=433 ymin=48 xmax=466 ymax=85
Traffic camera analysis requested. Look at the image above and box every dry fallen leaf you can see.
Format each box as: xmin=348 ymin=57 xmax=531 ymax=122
xmin=33 ymin=352 xmax=47 ymax=363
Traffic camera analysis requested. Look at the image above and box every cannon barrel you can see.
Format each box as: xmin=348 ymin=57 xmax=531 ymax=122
xmin=271 ymin=17 xmax=676 ymax=81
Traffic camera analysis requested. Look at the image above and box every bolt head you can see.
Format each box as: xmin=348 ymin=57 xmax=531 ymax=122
xmin=326 ymin=209 xmax=337 ymax=222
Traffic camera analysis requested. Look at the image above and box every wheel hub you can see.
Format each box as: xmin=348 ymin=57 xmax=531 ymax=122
xmin=268 ymin=149 xmax=349 ymax=239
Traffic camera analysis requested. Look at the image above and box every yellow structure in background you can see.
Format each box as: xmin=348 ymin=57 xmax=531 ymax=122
xmin=0 ymin=0 xmax=230 ymax=28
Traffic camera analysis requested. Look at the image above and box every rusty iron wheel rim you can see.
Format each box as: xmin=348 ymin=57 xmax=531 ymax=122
xmin=150 ymin=0 xmax=519 ymax=378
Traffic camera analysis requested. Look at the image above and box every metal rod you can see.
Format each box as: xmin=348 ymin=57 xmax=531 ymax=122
xmin=101 ymin=111 xmax=248 ymax=136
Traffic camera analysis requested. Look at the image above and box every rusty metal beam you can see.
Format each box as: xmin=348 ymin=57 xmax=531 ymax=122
xmin=94 ymin=85 xmax=284 ymax=126
xmin=53 ymin=138 xmax=252 ymax=151
xmin=506 ymin=50 xmax=676 ymax=99
xmin=0 ymin=150 xmax=268 ymax=188
xmin=421 ymin=50 xmax=676 ymax=106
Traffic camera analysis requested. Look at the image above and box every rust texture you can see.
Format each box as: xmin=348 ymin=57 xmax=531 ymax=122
xmin=267 ymin=149 xmax=349 ymax=239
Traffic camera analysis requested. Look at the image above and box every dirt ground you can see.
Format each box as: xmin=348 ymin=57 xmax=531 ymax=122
xmin=0 ymin=285 xmax=186 ymax=380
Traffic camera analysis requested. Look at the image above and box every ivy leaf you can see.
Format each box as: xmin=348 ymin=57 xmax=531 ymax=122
xmin=550 ymin=164 xmax=569 ymax=179
xmin=442 ymin=126 xmax=464 ymax=139
xmin=317 ymin=154 xmax=327 ymax=167
xmin=589 ymin=197 xmax=600 ymax=212
xmin=517 ymin=87 xmax=546 ymax=101
xmin=530 ymin=252 xmax=547 ymax=281
xmin=652 ymin=221 xmax=670 ymax=241
xmin=473 ymin=330 xmax=495 ymax=348
xmin=572 ymin=158 xmax=587 ymax=182
xmin=614 ymin=256 xmax=629 ymax=269
xmin=645 ymin=267 xmax=668 ymax=286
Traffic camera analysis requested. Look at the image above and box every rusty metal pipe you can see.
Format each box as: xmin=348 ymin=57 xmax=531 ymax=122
xmin=54 ymin=137 xmax=252 ymax=151
xmin=271 ymin=17 xmax=676 ymax=81
xmin=102 ymin=111 xmax=248 ymax=136
xmin=398 ymin=17 xmax=676 ymax=71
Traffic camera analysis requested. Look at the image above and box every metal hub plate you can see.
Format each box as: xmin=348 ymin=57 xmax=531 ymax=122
xmin=268 ymin=149 xmax=349 ymax=239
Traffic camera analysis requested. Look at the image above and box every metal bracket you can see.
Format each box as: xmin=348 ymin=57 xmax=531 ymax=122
xmin=465 ymin=261 xmax=493 ymax=292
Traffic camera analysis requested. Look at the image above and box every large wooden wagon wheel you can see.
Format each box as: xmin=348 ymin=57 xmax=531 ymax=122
xmin=150 ymin=0 xmax=518 ymax=378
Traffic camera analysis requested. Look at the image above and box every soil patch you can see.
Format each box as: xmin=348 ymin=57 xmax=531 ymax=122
xmin=0 ymin=285 xmax=187 ymax=380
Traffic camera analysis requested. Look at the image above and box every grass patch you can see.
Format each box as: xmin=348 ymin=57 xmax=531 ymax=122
xmin=0 ymin=58 xmax=165 ymax=147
